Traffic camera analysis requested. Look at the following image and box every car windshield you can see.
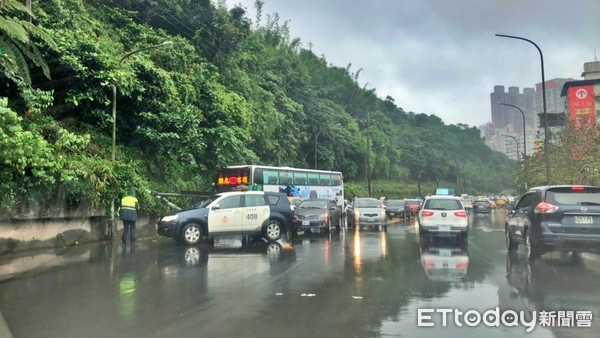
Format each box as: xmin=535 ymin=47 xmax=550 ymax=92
xmin=298 ymin=200 xmax=327 ymax=209
xmin=356 ymin=199 xmax=380 ymax=208
xmin=386 ymin=200 xmax=404 ymax=207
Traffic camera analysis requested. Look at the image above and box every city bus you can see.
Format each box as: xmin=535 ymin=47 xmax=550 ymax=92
xmin=215 ymin=165 xmax=344 ymax=208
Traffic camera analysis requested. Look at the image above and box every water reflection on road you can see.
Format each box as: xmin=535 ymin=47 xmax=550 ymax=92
xmin=0 ymin=210 xmax=599 ymax=337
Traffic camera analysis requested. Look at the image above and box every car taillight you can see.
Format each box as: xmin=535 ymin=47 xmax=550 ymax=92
xmin=456 ymin=262 xmax=468 ymax=270
xmin=423 ymin=260 xmax=436 ymax=269
xmin=421 ymin=211 xmax=434 ymax=217
xmin=454 ymin=211 xmax=467 ymax=218
xmin=571 ymin=185 xmax=585 ymax=191
xmin=292 ymin=216 xmax=297 ymax=224
xmin=534 ymin=202 xmax=559 ymax=214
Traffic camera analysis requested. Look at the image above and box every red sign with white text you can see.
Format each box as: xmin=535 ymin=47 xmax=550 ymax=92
xmin=568 ymin=85 xmax=596 ymax=127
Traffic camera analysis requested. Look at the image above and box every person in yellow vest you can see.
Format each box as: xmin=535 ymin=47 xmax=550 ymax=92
xmin=118 ymin=188 xmax=140 ymax=245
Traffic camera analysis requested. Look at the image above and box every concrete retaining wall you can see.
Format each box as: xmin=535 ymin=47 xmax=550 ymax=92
xmin=0 ymin=215 xmax=157 ymax=254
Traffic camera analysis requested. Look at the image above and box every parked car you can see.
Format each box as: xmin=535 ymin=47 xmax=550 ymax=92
xmin=505 ymin=185 xmax=600 ymax=261
xmin=156 ymin=191 xmax=294 ymax=245
xmin=473 ymin=200 xmax=492 ymax=214
xmin=385 ymin=199 xmax=408 ymax=218
xmin=294 ymin=199 xmax=342 ymax=234
xmin=418 ymin=195 xmax=468 ymax=237
xmin=347 ymin=197 xmax=387 ymax=231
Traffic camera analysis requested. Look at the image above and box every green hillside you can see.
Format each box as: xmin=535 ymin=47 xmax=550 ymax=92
xmin=0 ymin=0 xmax=516 ymax=216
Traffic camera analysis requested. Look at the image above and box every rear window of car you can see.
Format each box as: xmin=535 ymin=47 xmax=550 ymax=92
xmin=474 ymin=201 xmax=489 ymax=205
xmin=545 ymin=187 xmax=600 ymax=205
xmin=266 ymin=195 xmax=280 ymax=205
xmin=424 ymin=199 xmax=462 ymax=210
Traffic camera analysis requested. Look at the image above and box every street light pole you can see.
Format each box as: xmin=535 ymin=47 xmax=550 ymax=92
xmin=495 ymin=33 xmax=550 ymax=185
xmin=501 ymin=134 xmax=520 ymax=162
xmin=314 ymin=123 xmax=341 ymax=169
xmin=497 ymin=102 xmax=528 ymax=189
xmin=110 ymin=41 xmax=173 ymax=236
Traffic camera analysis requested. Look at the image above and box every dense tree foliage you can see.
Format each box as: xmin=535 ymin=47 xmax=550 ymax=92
xmin=0 ymin=0 xmax=520 ymax=217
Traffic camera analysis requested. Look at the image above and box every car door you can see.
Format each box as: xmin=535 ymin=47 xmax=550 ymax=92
xmin=243 ymin=194 xmax=270 ymax=233
xmin=208 ymin=194 xmax=243 ymax=234
xmin=512 ymin=192 xmax=536 ymax=242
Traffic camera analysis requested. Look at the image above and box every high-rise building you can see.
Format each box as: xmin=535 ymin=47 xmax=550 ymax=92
xmin=490 ymin=85 xmax=535 ymax=135
xmin=534 ymin=78 xmax=575 ymax=117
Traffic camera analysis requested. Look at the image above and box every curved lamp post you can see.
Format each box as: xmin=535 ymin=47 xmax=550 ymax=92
xmin=314 ymin=122 xmax=341 ymax=169
xmin=501 ymin=134 xmax=520 ymax=162
xmin=110 ymin=41 xmax=173 ymax=236
xmin=495 ymin=33 xmax=550 ymax=184
xmin=497 ymin=102 xmax=528 ymax=189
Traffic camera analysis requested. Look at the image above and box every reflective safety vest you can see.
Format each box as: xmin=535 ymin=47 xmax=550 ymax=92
xmin=119 ymin=196 xmax=139 ymax=221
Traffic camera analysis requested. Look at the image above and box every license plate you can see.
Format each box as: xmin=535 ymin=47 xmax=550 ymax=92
xmin=439 ymin=249 xmax=451 ymax=257
xmin=302 ymin=221 xmax=310 ymax=226
xmin=312 ymin=227 xmax=320 ymax=233
xmin=575 ymin=216 xmax=593 ymax=224
xmin=439 ymin=225 xmax=451 ymax=231
xmin=390 ymin=213 xmax=395 ymax=216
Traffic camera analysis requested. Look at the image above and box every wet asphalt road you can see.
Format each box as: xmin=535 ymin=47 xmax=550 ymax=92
xmin=1 ymin=210 xmax=600 ymax=338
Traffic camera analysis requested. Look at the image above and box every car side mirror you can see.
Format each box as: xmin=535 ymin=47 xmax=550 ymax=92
xmin=506 ymin=203 xmax=514 ymax=210
xmin=211 ymin=203 xmax=221 ymax=210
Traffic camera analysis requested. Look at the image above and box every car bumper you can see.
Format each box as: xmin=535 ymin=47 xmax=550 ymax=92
xmin=297 ymin=220 xmax=329 ymax=232
xmin=538 ymin=233 xmax=600 ymax=253
xmin=156 ymin=221 xmax=177 ymax=238
xmin=420 ymin=225 xmax=468 ymax=234
xmin=386 ymin=211 xmax=404 ymax=217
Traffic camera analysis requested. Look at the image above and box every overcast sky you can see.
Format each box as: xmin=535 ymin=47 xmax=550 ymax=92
xmin=224 ymin=0 xmax=600 ymax=127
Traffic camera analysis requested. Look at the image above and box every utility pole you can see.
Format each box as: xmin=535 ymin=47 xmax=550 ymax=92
xmin=25 ymin=0 xmax=32 ymax=23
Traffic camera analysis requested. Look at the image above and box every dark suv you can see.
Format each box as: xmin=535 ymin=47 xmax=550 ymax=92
xmin=505 ymin=185 xmax=600 ymax=260
xmin=157 ymin=191 xmax=294 ymax=245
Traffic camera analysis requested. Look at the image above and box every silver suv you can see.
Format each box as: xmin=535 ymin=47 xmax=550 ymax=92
xmin=418 ymin=195 xmax=468 ymax=237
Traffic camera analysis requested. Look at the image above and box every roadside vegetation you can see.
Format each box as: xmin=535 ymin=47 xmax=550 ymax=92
xmin=1 ymin=0 xmax=530 ymax=218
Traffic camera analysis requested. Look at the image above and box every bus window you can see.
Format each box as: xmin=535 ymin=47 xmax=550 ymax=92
xmin=332 ymin=174 xmax=341 ymax=186
xmin=294 ymin=172 xmax=307 ymax=185
xmin=319 ymin=174 xmax=331 ymax=186
xmin=307 ymin=173 xmax=319 ymax=185
xmin=254 ymin=168 xmax=264 ymax=185
xmin=279 ymin=171 xmax=293 ymax=185
xmin=264 ymin=170 xmax=279 ymax=185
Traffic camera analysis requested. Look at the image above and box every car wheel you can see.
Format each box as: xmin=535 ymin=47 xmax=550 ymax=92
xmin=524 ymin=229 xmax=540 ymax=261
xmin=505 ymin=226 xmax=518 ymax=252
xmin=264 ymin=220 xmax=283 ymax=241
xmin=180 ymin=223 xmax=203 ymax=245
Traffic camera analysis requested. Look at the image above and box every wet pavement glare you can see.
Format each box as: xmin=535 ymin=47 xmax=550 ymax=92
xmin=1 ymin=210 xmax=599 ymax=337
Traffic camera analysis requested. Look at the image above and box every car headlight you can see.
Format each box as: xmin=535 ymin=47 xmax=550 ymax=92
xmin=161 ymin=214 xmax=179 ymax=222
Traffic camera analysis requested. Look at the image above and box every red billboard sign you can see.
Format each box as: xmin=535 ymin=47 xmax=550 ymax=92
xmin=568 ymin=85 xmax=596 ymax=127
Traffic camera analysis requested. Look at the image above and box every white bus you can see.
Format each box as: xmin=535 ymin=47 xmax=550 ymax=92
xmin=215 ymin=165 xmax=344 ymax=208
